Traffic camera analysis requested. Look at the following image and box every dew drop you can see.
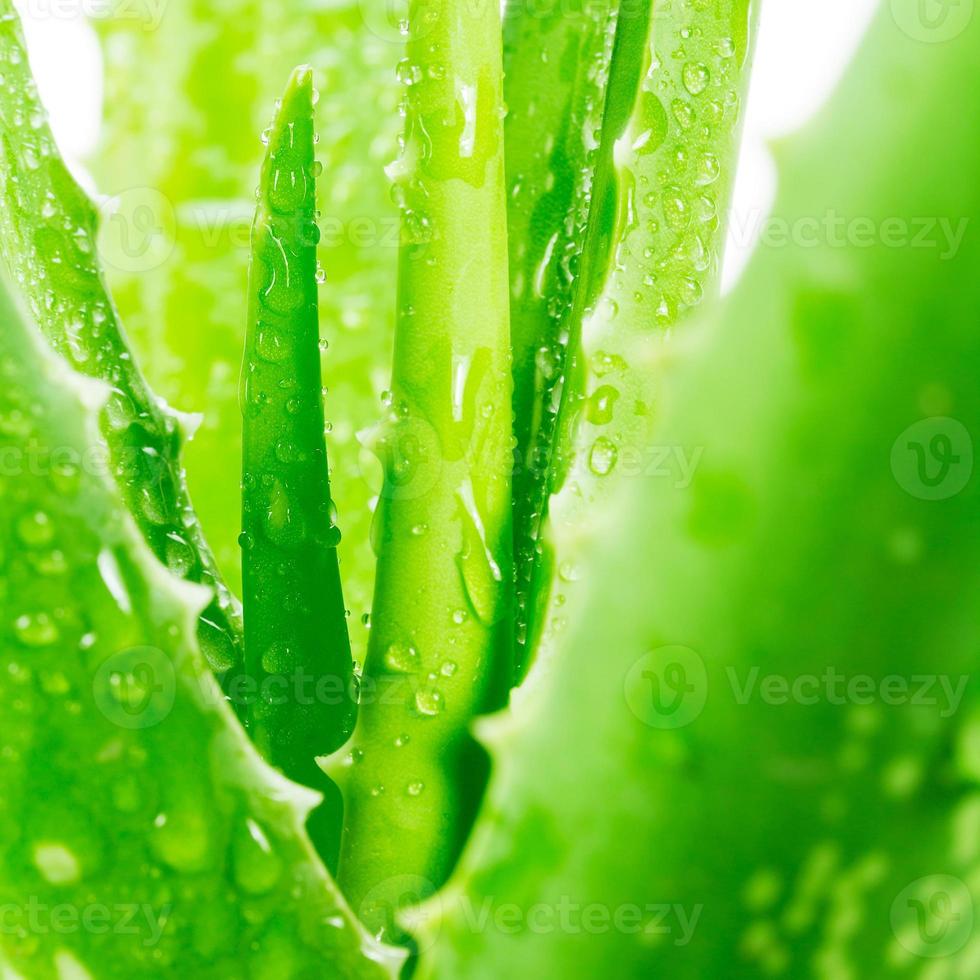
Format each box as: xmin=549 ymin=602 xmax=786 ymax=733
xmin=17 ymin=510 xmax=54 ymax=547
xmin=682 ymin=62 xmax=710 ymax=96
xmin=233 ymin=819 xmax=282 ymax=896
xmin=14 ymin=612 xmax=59 ymax=647
xmin=414 ymin=687 xmax=445 ymax=717
xmin=384 ymin=641 xmax=419 ymax=674
xmin=33 ymin=842 xmax=80 ymax=885
xmin=589 ymin=436 xmax=619 ymax=477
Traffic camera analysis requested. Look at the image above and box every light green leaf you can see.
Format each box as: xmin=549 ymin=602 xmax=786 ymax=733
xmin=328 ymin=0 xmax=514 ymax=943
xmin=508 ymin=0 xmax=759 ymax=676
xmin=418 ymin=4 xmax=980 ymax=976
xmin=0 ymin=268 xmax=402 ymax=979
xmin=0 ymin=1 xmax=243 ymax=692
xmin=92 ymin=2 xmax=401 ymax=638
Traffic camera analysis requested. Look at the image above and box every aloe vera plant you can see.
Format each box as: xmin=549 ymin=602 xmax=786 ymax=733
xmin=0 ymin=267 xmax=400 ymax=978
xmin=512 ymin=0 xmax=758 ymax=675
xmin=4 ymin=0 xmax=978 ymax=975
xmin=503 ymin=0 xmax=619 ymax=668
xmin=240 ymin=67 xmax=356 ymax=868
xmin=414 ymin=4 xmax=980 ymax=976
xmin=0 ymin=1 xmax=243 ymax=684
xmin=93 ymin=2 xmax=401 ymax=635
xmin=327 ymin=0 xmax=514 ymax=940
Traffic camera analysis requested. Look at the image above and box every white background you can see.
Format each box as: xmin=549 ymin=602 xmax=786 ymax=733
xmin=15 ymin=0 xmax=880 ymax=290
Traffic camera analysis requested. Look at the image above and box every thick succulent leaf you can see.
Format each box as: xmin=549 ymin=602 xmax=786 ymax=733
xmin=327 ymin=0 xmax=514 ymax=943
xmin=0 ymin=2 xmax=243 ymax=688
xmin=0 ymin=269 xmax=402 ymax=978
xmin=503 ymin=0 xmax=619 ymax=671
xmin=418 ymin=4 xmax=980 ymax=976
xmin=92 ymin=2 xmax=401 ymax=636
xmin=240 ymin=67 xmax=356 ymax=869
xmin=511 ymin=0 xmax=759 ymax=676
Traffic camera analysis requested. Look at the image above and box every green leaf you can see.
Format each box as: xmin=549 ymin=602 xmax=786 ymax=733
xmin=417 ymin=5 xmax=980 ymax=976
xmin=327 ymin=0 xmax=514 ymax=943
xmin=0 ymin=268 xmax=402 ymax=979
xmin=508 ymin=0 xmax=758 ymax=676
xmin=92 ymin=2 xmax=401 ymax=641
xmin=240 ymin=66 xmax=356 ymax=870
xmin=503 ymin=0 xmax=620 ymax=674
xmin=0 ymin=2 xmax=243 ymax=686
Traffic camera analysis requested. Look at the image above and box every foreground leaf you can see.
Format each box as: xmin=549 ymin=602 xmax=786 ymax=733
xmin=0 ymin=1 xmax=243 ymax=688
xmin=329 ymin=0 xmax=513 ymax=942
xmin=0 ymin=270 xmax=402 ymax=978
xmin=240 ymin=67 xmax=356 ymax=869
xmin=418 ymin=4 xmax=980 ymax=976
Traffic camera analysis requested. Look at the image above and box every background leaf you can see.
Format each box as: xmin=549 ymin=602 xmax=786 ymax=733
xmin=92 ymin=1 xmax=402 ymax=639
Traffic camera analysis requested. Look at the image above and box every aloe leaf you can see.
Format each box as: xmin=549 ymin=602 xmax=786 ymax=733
xmin=240 ymin=66 xmax=356 ymax=869
xmin=417 ymin=5 xmax=980 ymax=976
xmin=0 ymin=268 xmax=402 ymax=979
xmin=327 ymin=0 xmax=513 ymax=943
xmin=92 ymin=3 xmax=401 ymax=639
xmin=503 ymin=0 xmax=619 ymax=674
xmin=508 ymin=0 xmax=758 ymax=677
xmin=0 ymin=2 xmax=243 ymax=684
